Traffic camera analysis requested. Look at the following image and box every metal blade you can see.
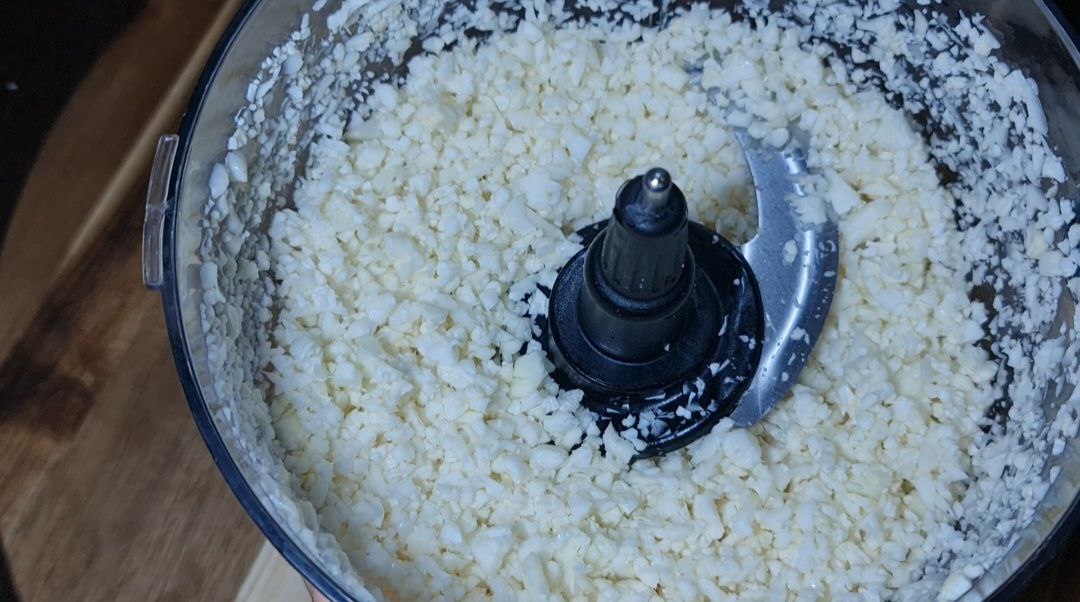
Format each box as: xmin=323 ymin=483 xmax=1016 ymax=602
xmin=730 ymin=128 xmax=840 ymax=426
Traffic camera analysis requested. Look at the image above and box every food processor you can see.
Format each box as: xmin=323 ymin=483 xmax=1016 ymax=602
xmin=141 ymin=0 xmax=1080 ymax=599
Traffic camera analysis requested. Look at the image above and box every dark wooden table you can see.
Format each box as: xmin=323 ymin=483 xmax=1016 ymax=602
xmin=0 ymin=2 xmax=1077 ymax=600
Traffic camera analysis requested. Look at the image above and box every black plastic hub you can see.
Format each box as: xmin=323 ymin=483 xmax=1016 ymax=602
xmin=582 ymin=168 xmax=694 ymax=363
xmin=538 ymin=169 xmax=765 ymax=458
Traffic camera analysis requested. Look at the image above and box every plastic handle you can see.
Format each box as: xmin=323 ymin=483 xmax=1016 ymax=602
xmin=142 ymin=135 xmax=179 ymax=290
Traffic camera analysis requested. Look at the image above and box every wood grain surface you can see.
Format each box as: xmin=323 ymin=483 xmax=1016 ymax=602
xmin=236 ymin=542 xmax=309 ymax=602
xmin=0 ymin=1 xmax=1076 ymax=601
xmin=0 ymin=0 xmax=261 ymax=600
xmin=0 ymin=0 xmax=243 ymax=362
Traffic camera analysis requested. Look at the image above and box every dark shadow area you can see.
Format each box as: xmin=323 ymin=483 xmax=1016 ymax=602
xmin=0 ymin=542 xmax=17 ymax=601
xmin=0 ymin=0 xmax=149 ymax=251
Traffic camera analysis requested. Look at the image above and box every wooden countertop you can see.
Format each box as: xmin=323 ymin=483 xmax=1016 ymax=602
xmin=0 ymin=1 xmax=282 ymax=599
xmin=0 ymin=2 xmax=1076 ymax=600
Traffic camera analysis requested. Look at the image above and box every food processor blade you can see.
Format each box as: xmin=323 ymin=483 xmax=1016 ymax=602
xmin=729 ymin=127 xmax=841 ymax=426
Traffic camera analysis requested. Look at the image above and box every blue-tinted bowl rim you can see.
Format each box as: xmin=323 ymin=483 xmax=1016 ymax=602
xmin=162 ymin=0 xmax=354 ymax=599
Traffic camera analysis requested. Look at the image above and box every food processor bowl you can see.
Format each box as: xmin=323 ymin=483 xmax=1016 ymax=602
xmin=142 ymin=0 xmax=1080 ymax=599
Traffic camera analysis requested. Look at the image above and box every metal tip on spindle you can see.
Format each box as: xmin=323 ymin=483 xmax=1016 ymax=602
xmin=642 ymin=167 xmax=672 ymax=208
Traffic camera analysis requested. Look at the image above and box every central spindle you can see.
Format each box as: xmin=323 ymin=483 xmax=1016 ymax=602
xmin=579 ymin=168 xmax=695 ymax=362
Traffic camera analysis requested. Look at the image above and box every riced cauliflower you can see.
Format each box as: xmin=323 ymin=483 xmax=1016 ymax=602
xmin=266 ymin=12 xmax=990 ymax=601
xmin=193 ymin=1 xmax=1079 ymax=601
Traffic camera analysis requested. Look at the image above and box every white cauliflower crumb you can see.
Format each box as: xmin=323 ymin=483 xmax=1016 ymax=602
xmin=782 ymin=239 xmax=798 ymax=266
xmin=938 ymin=571 xmax=973 ymax=601
xmin=510 ymin=353 xmax=547 ymax=399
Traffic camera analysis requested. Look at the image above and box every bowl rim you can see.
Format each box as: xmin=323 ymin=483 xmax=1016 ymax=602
xmin=162 ymin=0 xmax=357 ymax=599
xmin=977 ymin=14 xmax=1080 ymax=602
